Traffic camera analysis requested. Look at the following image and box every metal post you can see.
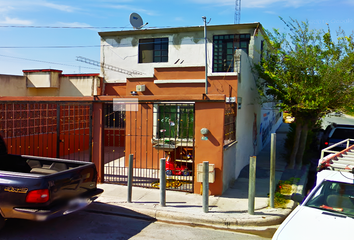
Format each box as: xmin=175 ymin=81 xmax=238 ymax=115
xmin=248 ymin=156 xmax=256 ymax=215
xmin=202 ymin=16 xmax=208 ymax=95
xmin=160 ymin=158 xmax=166 ymax=207
xmin=56 ymin=104 xmax=61 ymax=158
xmin=203 ymin=161 xmax=209 ymax=213
xmin=88 ymin=104 xmax=93 ymax=163
xmin=127 ymin=154 xmax=134 ymax=203
xmin=270 ymin=133 xmax=276 ymax=208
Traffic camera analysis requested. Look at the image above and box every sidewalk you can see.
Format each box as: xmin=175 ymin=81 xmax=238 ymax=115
xmin=87 ymin=122 xmax=309 ymax=236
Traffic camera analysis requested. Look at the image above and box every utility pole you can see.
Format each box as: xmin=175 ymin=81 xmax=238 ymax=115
xmin=202 ymin=16 xmax=208 ymax=95
xmin=234 ymin=0 xmax=241 ymax=24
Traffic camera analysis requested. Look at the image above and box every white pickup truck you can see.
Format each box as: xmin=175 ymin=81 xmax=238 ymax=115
xmin=273 ymin=139 xmax=354 ymax=240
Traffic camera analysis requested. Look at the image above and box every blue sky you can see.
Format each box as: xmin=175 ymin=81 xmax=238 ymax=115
xmin=0 ymin=0 xmax=353 ymax=75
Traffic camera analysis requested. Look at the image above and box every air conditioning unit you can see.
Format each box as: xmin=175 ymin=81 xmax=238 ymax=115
xmin=136 ymin=85 xmax=146 ymax=92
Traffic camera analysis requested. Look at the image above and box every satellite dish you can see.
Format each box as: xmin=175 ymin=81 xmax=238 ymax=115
xmin=130 ymin=13 xmax=144 ymax=29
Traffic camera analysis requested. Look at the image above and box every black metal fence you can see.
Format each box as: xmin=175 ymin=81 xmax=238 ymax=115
xmin=0 ymin=100 xmax=196 ymax=193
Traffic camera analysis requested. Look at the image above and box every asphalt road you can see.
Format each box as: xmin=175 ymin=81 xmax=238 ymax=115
xmin=0 ymin=209 xmax=270 ymax=240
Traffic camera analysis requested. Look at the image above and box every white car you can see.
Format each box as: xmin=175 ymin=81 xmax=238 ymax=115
xmin=272 ymin=170 xmax=354 ymax=240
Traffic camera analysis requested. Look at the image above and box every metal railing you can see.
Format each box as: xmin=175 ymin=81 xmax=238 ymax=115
xmin=320 ymin=138 xmax=354 ymax=160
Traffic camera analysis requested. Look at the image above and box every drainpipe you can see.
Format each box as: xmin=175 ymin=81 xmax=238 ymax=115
xmin=202 ymin=16 xmax=208 ymax=95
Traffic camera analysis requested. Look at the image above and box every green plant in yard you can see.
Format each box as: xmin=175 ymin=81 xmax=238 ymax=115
xmin=273 ymin=177 xmax=300 ymax=208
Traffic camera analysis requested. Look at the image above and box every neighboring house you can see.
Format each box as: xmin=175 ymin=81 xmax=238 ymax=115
xmin=98 ymin=23 xmax=282 ymax=195
xmin=0 ymin=69 xmax=103 ymax=97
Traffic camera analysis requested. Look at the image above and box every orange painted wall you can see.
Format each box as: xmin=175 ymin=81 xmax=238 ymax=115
xmin=104 ymin=67 xmax=238 ymax=99
xmin=104 ymin=83 xmax=127 ymax=96
xmin=194 ymin=102 xmax=225 ymax=196
xmin=105 ymin=66 xmax=234 ymax=195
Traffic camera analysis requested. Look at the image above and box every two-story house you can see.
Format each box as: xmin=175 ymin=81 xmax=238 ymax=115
xmin=98 ymin=22 xmax=282 ymax=195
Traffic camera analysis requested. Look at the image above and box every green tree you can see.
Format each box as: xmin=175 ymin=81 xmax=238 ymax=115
xmin=254 ymin=18 xmax=354 ymax=169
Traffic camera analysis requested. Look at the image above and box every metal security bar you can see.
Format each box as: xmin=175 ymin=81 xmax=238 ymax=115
xmin=224 ymin=102 xmax=236 ymax=146
xmin=103 ymin=102 xmax=195 ymax=193
xmin=0 ymin=101 xmax=92 ymax=162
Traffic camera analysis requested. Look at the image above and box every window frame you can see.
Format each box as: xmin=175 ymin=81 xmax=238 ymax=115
xmin=212 ymin=34 xmax=251 ymax=73
xmin=138 ymin=37 xmax=169 ymax=63
xmin=153 ymin=103 xmax=195 ymax=143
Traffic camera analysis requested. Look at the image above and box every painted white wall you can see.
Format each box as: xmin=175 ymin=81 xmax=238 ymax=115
xmin=0 ymin=74 xmax=98 ymax=97
xmin=233 ymin=49 xmax=262 ymax=180
xmin=100 ymin=28 xmax=254 ymax=82
xmin=26 ymin=72 xmax=60 ymax=88
xmin=59 ymin=76 xmax=99 ymax=96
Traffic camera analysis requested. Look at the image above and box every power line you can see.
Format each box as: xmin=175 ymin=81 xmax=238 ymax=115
xmin=0 ymin=54 xmax=100 ymax=71
xmin=0 ymin=45 xmax=101 ymax=49
xmin=0 ymin=38 xmax=210 ymax=49
xmin=0 ymin=25 xmax=174 ymax=29
xmin=0 ymin=26 xmax=131 ymax=29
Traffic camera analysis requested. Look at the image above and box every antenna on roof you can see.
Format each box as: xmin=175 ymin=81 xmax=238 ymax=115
xmin=129 ymin=13 xmax=148 ymax=29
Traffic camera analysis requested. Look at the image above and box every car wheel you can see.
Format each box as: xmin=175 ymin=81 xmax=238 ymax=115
xmin=182 ymin=170 xmax=190 ymax=176
xmin=166 ymin=170 xmax=172 ymax=176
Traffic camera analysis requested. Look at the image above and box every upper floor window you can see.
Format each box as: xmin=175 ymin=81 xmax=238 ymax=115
xmin=138 ymin=38 xmax=168 ymax=63
xmin=213 ymin=34 xmax=250 ymax=72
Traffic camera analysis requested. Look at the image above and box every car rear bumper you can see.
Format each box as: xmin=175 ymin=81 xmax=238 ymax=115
xmin=10 ymin=188 xmax=103 ymax=221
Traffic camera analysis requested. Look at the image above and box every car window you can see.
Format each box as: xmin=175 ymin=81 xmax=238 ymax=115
xmin=305 ymin=181 xmax=354 ymax=216
xmin=330 ymin=129 xmax=354 ymax=139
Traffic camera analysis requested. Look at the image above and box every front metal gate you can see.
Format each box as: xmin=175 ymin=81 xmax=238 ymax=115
xmin=103 ymin=101 xmax=195 ymax=193
xmin=0 ymin=100 xmax=195 ymax=193
xmin=0 ymin=101 xmax=92 ymax=162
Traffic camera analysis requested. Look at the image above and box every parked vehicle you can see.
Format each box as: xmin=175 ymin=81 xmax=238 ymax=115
xmin=334 ymin=111 xmax=343 ymax=117
xmin=0 ymin=135 xmax=103 ymax=229
xmin=320 ymin=123 xmax=354 ymax=151
xmin=273 ymin=141 xmax=354 ymax=240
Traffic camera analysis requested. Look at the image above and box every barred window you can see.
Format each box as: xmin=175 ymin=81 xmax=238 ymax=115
xmin=154 ymin=103 xmax=194 ymax=140
xmin=213 ymin=34 xmax=250 ymax=72
xmin=224 ymin=103 xmax=236 ymax=145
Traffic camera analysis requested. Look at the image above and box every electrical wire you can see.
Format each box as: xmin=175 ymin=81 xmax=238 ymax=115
xmin=0 ymin=25 xmax=175 ymax=29
xmin=0 ymin=45 xmax=101 ymax=49
xmin=0 ymin=54 xmax=100 ymax=71
xmin=0 ymin=37 xmax=214 ymax=49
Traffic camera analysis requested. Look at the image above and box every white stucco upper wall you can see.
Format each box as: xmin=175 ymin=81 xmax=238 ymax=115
xmin=99 ymin=23 xmax=264 ymax=83
xmin=59 ymin=76 xmax=99 ymax=96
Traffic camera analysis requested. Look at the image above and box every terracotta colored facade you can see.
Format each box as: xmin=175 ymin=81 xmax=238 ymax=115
xmin=102 ymin=66 xmax=234 ymax=195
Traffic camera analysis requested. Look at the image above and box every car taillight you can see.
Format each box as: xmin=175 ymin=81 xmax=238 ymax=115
xmin=26 ymin=189 xmax=49 ymax=203
xmin=325 ymin=142 xmax=329 ymax=146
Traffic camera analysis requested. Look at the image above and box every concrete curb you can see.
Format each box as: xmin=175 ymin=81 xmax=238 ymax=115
xmin=88 ymin=199 xmax=296 ymax=229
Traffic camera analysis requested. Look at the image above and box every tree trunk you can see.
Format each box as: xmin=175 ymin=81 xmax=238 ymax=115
xmin=288 ymin=122 xmax=303 ymax=169
xmin=296 ymin=122 xmax=309 ymax=169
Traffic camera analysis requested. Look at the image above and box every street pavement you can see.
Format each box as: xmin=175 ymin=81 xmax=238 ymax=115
xmin=88 ymin=122 xmax=309 ymax=236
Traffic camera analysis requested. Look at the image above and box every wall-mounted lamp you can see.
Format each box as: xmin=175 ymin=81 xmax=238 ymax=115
xmin=237 ymin=97 xmax=242 ymax=109
xmin=130 ymin=91 xmax=138 ymax=96
xmin=200 ymin=128 xmax=209 ymax=140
